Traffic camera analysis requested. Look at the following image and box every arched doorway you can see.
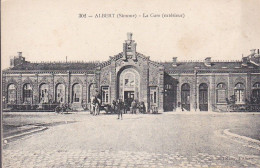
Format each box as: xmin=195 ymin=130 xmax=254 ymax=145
xmin=23 ymin=83 xmax=33 ymax=104
xmin=252 ymin=82 xmax=260 ymax=104
xmin=234 ymin=82 xmax=245 ymax=104
xmin=181 ymin=83 xmax=190 ymax=111
xmin=117 ymin=67 xmax=140 ymax=106
xmin=7 ymin=84 xmax=17 ymax=104
xmin=55 ymin=83 xmax=65 ymax=104
xmin=199 ymin=83 xmax=208 ymax=111
xmin=39 ymin=83 xmax=49 ymax=103
xmin=72 ymin=83 xmax=82 ymax=103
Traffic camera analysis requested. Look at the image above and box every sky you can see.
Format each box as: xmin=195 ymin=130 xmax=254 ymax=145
xmin=2 ymin=0 xmax=260 ymax=69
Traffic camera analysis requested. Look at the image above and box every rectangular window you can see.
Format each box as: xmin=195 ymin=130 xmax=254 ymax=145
xmin=217 ymin=90 xmax=226 ymax=103
xmin=101 ymin=86 xmax=109 ymax=104
xmin=150 ymin=87 xmax=157 ymax=105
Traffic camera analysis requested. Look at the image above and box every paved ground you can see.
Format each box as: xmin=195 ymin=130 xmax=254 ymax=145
xmin=2 ymin=112 xmax=260 ymax=167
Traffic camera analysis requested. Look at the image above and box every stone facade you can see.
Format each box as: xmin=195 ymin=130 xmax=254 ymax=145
xmin=2 ymin=33 xmax=260 ymax=112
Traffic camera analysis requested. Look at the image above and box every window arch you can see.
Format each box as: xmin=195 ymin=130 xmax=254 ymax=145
xmin=23 ymin=83 xmax=33 ymax=104
xmin=7 ymin=84 xmax=17 ymax=104
xmin=216 ymin=83 xmax=227 ymax=103
xmin=39 ymin=83 xmax=49 ymax=103
xmin=72 ymin=83 xmax=82 ymax=103
xmin=234 ymin=82 xmax=245 ymax=104
xmin=55 ymin=83 xmax=65 ymax=104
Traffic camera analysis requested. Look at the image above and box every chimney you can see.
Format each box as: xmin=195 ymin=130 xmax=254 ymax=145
xmin=242 ymin=56 xmax=248 ymax=66
xmin=204 ymin=57 xmax=211 ymax=66
xmin=172 ymin=57 xmax=177 ymax=67
xmin=256 ymin=49 xmax=260 ymax=57
xmin=250 ymin=49 xmax=256 ymax=55
xmin=18 ymin=52 xmax=22 ymax=57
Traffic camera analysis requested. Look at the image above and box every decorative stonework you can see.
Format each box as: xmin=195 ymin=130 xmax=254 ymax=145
xmin=198 ymin=77 xmax=209 ymax=84
xmin=22 ymin=77 xmax=34 ymax=86
xmin=38 ymin=76 xmax=50 ymax=84
xmin=72 ymin=77 xmax=83 ymax=85
xmin=215 ymin=76 xmax=228 ymax=84
xmin=55 ymin=77 xmax=66 ymax=84
xmin=7 ymin=77 xmax=18 ymax=85
xmin=233 ymin=76 xmax=246 ymax=85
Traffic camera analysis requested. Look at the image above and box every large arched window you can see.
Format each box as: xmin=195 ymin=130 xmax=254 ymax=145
xmin=234 ymin=83 xmax=245 ymax=104
xmin=252 ymin=82 xmax=260 ymax=103
xmin=216 ymin=83 xmax=227 ymax=103
xmin=23 ymin=83 xmax=33 ymax=104
xmin=72 ymin=83 xmax=82 ymax=103
xmin=124 ymin=72 xmax=135 ymax=87
xmin=39 ymin=83 xmax=49 ymax=103
xmin=55 ymin=83 xmax=65 ymax=104
xmin=7 ymin=84 xmax=17 ymax=104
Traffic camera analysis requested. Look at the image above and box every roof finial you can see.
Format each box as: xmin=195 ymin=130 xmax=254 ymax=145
xmin=127 ymin=32 xmax=132 ymax=41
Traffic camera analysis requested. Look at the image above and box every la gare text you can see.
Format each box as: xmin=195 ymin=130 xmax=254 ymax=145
xmin=78 ymin=13 xmax=185 ymax=19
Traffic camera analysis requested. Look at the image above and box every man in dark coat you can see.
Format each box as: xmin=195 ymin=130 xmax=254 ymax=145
xmin=117 ymin=99 xmax=123 ymax=120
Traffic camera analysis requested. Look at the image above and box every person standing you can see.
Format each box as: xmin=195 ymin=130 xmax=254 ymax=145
xmin=112 ymin=100 xmax=116 ymax=114
xmin=96 ymin=97 xmax=101 ymax=115
xmin=131 ymin=100 xmax=137 ymax=114
xmin=117 ymin=99 xmax=123 ymax=120
xmin=123 ymin=100 xmax=128 ymax=114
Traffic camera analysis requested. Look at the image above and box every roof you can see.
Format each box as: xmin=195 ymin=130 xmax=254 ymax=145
xmin=6 ymin=62 xmax=98 ymax=72
xmin=161 ymin=61 xmax=260 ymax=73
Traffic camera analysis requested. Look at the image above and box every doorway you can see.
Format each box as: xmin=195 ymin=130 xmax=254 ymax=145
xmin=199 ymin=83 xmax=208 ymax=111
xmin=181 ymin=83 xmax=190 ymax=111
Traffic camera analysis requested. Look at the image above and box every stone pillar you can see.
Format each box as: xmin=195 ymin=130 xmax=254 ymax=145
xmin=246 ymin=72 xmax=251 ymax=101
xmin=83 ymin=73 xmax=88 ymax=103
xmin=95 ymin=67 xmax=101 ymax=96
xmin=2 ymin=74 xmax=7 ymax=108
xmin=67 ymin=71 xmax=71 ymax=103
xmin=176 ymin=76 xmax=181 ymax=111
xmin=18 ymin=74 xmax=22 ymax=104
xmin=50 ymin=73 xmax=55 ymax=102
xmin=209 ymin=74 xmax=215 ymax=111
xmin=140 ymin=61 xmax=149 ymax=110
xmin=189 ymin=74 xmax=196 ymax=111
xmin=228 ymin=73 xmax=233 ymax=99
xmin=110 ymin=59 xmax=117 ymax=102
xmin=194 ymin=71 xmax=198 ymax=111
xmin=158 ymin=66 xmax=164 ymax=112
xmin=33 ymin=73 xmax=39 ymax=104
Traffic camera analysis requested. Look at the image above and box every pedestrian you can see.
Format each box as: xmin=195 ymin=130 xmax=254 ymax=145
xmin=131 ymin=100 xmax=137 ymax=114
xmin=96 ymin=97 xmax=101 ymax=115
xmin=112 ymin=100 xmax=116 ymax=114
xmin=92 ymin=97 xmax=97 ymax=116
xmin=123 ymin=100 xmax=128 ymax=114
xmin=117 ymin=99 xmax=123 ymax=120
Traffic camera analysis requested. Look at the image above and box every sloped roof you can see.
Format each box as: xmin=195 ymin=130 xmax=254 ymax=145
xmin=161 ymin=61 xmax=260 ymax=73
xmin=6 ymin=62 xmax=98 ymax=71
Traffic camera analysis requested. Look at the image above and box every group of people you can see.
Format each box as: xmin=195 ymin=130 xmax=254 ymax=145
xmin=90 ymin=96 xmax=146 ymax=119
xmin=112 ymin=99 xmax=146 ymax=119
